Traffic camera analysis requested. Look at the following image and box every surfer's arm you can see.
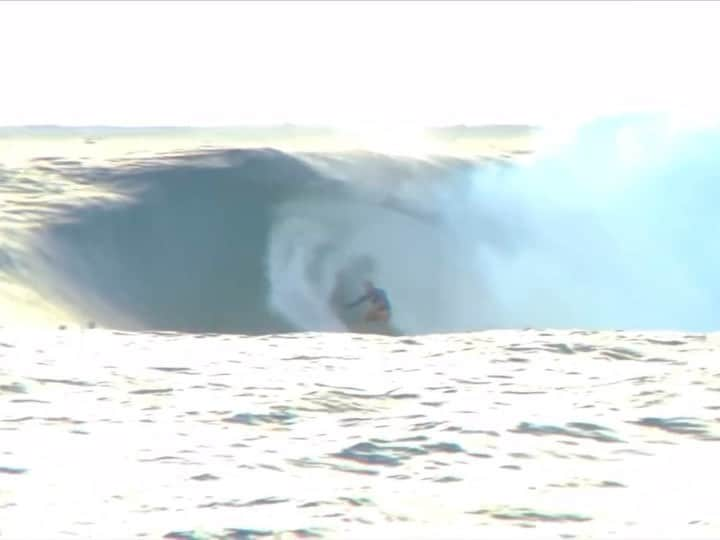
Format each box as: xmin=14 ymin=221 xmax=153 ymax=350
xmin=344 ymin=293 xmax=369 ymax=308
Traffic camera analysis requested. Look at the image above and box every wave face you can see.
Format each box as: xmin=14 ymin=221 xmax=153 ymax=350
xmin=2 ymin=114 xmax=720 ymax=334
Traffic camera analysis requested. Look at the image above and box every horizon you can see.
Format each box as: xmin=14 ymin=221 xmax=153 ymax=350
xmin=0 ymin=122 xmax=539 ymax=161
xmin=0 ymin=122 xmax=540 ymax=130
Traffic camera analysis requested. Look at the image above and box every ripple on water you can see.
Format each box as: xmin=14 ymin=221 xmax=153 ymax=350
xmin=510 ymin=421 xmax=624 ymax=443
xmin=1 ymin=328 xmax=719 ymax=539
xmin=0 ymin=466 xmax=27 ymax=474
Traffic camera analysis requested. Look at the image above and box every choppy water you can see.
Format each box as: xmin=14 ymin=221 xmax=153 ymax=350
xmin=2 ymin=328 xmax=719 ymax=539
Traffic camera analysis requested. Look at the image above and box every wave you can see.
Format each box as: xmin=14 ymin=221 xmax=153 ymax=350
xmin=2 ymin=114 xmax=720 ymax=334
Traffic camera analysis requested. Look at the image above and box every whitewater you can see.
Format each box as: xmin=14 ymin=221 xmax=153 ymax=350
xmin=1 ymin=114 xmax=720 ymax=539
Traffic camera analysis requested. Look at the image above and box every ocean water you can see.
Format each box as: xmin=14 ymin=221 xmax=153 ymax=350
xmin=1 ymin=115 xmax=720 ymax=539
xmin=1 ymin=115 xmax=720 ymax=335
xmin=1 ymin=328 xmax=719 ymax=540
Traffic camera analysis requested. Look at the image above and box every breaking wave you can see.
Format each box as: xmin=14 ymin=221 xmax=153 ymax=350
xmin=1 ymin=113 xmax=719 ymax=334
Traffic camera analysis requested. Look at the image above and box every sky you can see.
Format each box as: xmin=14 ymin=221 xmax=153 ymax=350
xmin=1 ymin=0 xmax=719 ymax=128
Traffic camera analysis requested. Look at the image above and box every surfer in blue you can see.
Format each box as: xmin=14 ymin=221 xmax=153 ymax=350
xmin=345 ymin=280 xmax=391 ymax=323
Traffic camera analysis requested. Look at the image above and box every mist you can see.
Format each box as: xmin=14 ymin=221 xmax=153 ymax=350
xmin=265 ymin=114 xmax=720 ymax=334
xmin=462 ymin=114 xmax=720 ymax=331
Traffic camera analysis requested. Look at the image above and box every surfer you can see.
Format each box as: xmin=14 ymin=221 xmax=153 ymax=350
xmin=345 ymin=280 xmax=391 ymax=323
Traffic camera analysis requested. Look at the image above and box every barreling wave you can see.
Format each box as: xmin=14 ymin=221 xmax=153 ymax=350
xmin=1 ymin=113 xmax=720 ymax=334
